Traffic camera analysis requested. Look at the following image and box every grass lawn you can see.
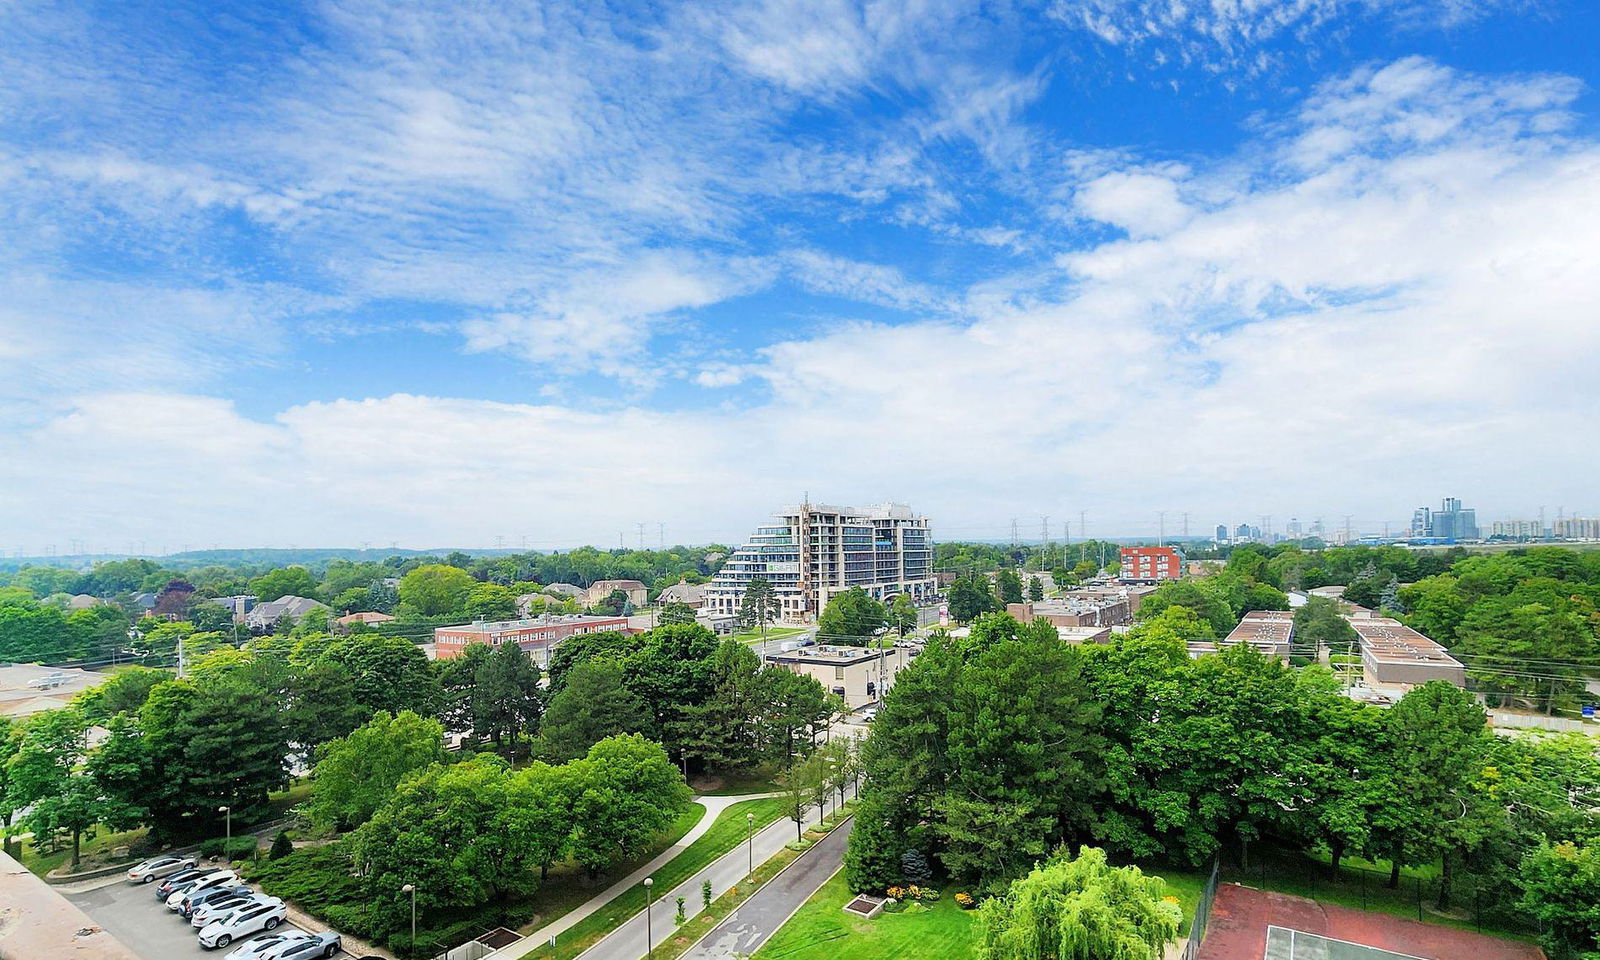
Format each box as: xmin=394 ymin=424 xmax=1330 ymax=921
xmin=752 ymin=872 xmax=978 ymax=960
xmin=14 ymin=825 xmax=150 ymax=877
xmin=732 ymin=626 xmax=809 ymax=644
xmin=521 ymin=796 xmax=791 ymax=960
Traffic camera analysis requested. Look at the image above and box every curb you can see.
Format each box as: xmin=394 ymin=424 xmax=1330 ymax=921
xmin=671 ymin=816 xmax=854 ymax=960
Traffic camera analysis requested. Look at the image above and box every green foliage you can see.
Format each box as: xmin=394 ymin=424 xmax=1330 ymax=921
xmin=200 ymin=835 xmax=262 ymax=860
xmin=658 ymin=601 xmax=697 ymax=626
xmin=398 ymin=564 xmax=475 ymax=617
xmin=996 ymin=569 xmax=1024 ymax=605
xmin=976 ymin=847 xmax=1180 ymax=960
xmin=565 ymin=735 xmax=692 ymax=876
xmin=270 ymin=830 xmax=294 ymax=860
xmin=818 ymin=588 xmax=887 ymax=642
xmin=947 ymin=572 xmax=999 ymax=624
xmin=73 ymin=667 xmax=168 ymax=722
xmin=1026 ymin=576 xmax=1044 ymax=602
xmin=471 ymin=640 xmax=542 ymax=749
xmin=249 ymin=566 xmax=319 ymax=603
xmin=888 ymin=593 xmax=918 ymax=636
xmin=1520 ymin=841 xmax=1600 ymax=957
xmin=310 ymin=710 xmax=446 ymax=831
xmin=312 ymin=633 xmax=442 ymax=717
xmin=537 ymin=658 xmax=651 ymax=762
xmin=739 ymin=577 xmax=780 ymax=635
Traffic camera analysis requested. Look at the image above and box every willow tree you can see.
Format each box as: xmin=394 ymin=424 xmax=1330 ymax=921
xmin=978 ymin=846 xmax=1180 ymax=960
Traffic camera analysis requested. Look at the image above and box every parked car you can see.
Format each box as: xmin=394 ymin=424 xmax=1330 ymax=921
xmin=222 ymin=932 xmax=311 ymax=960
xmin=167 ymin=870 xmax=240 ymax=910
xmin=262 ymin=932 xmax=342 ymax=960
xmin=197 ymin=897 xmax=287 ymax=949
xmin=127 ymin=854 xmax=198 ymax=884
xmin=156 ymin=868 xmax=210 ymax=899
xmin=189 ymin=890 xmax=260 ymax=926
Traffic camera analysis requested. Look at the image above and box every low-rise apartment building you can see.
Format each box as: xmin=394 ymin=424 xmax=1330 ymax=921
xmin=764 ymin=644 xmax=902 ymax=709
xmin=585 ymin=579 xmax=649 ymax=607
xmin=1005 ymin=585 xmax=1152 ymax=628
xmin=1190 ymin=609 xmax=1295 ymax=659
xmin=1352 ymin=617 xmax=1465 ymax=693
xmin=433 ymin=614 xmax=631 ymax=664
xmin=1119 ymin=546 xmax=1183 ymax=583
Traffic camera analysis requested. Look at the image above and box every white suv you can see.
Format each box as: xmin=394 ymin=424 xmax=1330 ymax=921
xmin=167 ymin=870 xmax=240 ymax=911
xmin=197 ymin=897 xmax=288 ymax=949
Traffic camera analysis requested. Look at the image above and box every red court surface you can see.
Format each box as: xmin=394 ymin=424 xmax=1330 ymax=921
xmin=1197 ymin=883 xmax=1546 ymax=960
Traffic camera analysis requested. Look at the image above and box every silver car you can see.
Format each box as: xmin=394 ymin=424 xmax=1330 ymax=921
xmin=127 ymin=854 xmax=198 ymax=884
xmin=222 ymin=932 xmax=311 ymax=960
xmin=192 ymin=893 xmax=262 ymax=927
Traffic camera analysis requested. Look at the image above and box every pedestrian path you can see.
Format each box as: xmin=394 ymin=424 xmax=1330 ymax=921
xmin=676 ymin=818 xmax=853 ymax=960
xmin=557 ymin=786 xmax=853 ymax=960
xmin=480 ymin=791 xmax=783 ymax=960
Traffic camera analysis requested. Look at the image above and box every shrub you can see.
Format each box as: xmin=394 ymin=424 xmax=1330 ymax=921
xmin=900 ymin=848 xmax=933 ymax=886
xmin=955 ymin=892 xmax=976 ymax=909
xmin=200 ymin=836 xmax=262 ymax=861
xmin=270 ymin=831 xmax=294 ymax=861
xmin=921 ymin=888 xmax=941 ymax=902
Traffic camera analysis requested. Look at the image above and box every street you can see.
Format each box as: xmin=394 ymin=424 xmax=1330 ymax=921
xmin=66 ymin=874 xmax=356 ymax=960
xmin=676 ymin=819 xmax=854 ymax=960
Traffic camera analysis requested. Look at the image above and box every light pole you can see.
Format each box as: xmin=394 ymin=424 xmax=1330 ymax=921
xmin=745 ymin=811 xmax=754 ymax=880
xmin=218 ymin=806 xmax=231 ymax=849
xmin=644 ymin=877 xmax=655 ymax=959
xmin=402 ymin=883 xmax=416 ymax=956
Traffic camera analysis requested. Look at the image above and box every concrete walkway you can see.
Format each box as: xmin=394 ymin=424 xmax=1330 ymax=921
xmin=676 ymin=818 xmax=854 ymax=960
xmin=480 ymin=792 xmax=782 ymax=960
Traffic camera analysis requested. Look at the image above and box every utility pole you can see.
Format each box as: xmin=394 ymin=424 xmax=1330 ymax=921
xmin=1010 ymin=518 xmax=1019 ymax=546
xmin=1041 ymin=516 xmax=1050 ymax=547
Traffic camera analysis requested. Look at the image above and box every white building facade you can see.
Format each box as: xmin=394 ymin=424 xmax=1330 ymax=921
xmin=704 ymin=502 xmax=936 ymax=623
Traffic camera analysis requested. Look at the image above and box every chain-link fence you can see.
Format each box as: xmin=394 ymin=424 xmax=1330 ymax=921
xmin=1218 ymin=844 xmax=1538 ymax=945
xmin=1178 ymin=858 xmax=1220 ymax=960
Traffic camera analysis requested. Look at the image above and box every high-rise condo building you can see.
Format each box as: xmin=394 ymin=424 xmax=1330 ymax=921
xmin=704 ymin=502 xmax=936 ymax=623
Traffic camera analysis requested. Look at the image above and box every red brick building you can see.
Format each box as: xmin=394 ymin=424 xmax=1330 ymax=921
xmin=433 ymin=614 xmax=631 ymax=664
xmin=1118 ymin=546 xmax=1183 ymax=583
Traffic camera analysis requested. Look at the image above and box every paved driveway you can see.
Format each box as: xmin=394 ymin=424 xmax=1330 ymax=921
xmin=67 ymin=876 xmax=355 ymax=960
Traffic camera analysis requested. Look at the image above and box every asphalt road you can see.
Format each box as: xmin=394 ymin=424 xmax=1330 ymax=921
xmin=676 ymin=819 xmax=853 ymax=960
xmin=67 ymin=876 xmax=353 ymax=960
xmin=572 ymin=786 xmax=854 ymax=960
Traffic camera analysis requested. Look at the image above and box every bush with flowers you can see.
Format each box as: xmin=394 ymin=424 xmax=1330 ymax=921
xmin=955 ymin=892 xmax=976 ymax=909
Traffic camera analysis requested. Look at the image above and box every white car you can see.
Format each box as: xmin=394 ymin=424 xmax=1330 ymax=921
xmin=222 ymin=932 xmax=311 ymax=960
xmin=258 ymin=932 xmax=342 ymax=960
xmin=192 ymin=893 xmax=264 ymax=927
xmin=197 ymin=897 xmax=287 ymax=949
xmin=127 ymin=854 xmax=197 ymax=883
xmin=167 ymin=869 xmax=239 ymax=910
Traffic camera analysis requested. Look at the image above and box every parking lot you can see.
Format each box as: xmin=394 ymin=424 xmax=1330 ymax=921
xmin=66 ymin=873 xmax=357 ymax=960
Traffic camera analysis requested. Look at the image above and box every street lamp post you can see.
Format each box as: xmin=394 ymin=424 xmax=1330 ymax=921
xmin=644 ymin=877 xmax=655 ymax=959
xmin=402 ymin=883 xmax=416 ymax=955
xmin=218 ymin=806 xmax=231 ymax=848
xmin=745 ymin=812 xmax=754 ymax=880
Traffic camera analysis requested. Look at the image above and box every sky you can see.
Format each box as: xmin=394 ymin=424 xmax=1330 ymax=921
xmin=2 ymin=0 xmax=1598 ymax=553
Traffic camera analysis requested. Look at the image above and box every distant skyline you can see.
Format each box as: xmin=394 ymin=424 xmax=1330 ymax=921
xmin=3 ymin=1 xmax=1598 ymax=548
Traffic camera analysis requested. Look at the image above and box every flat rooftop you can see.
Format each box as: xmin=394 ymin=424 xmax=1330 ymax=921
xmin=439 ymin=614 xmax=628 ymax=633
xmin=765 ymin=645 xmax=889 ymax=666
xmin=1223 ymin=610 xmax=1295 ymax=644
xmin=1351 ymin=617 xmax=1460 ymax=665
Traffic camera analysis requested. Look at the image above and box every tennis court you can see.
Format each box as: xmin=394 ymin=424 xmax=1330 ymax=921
xmin=1264 ymin=925 xmax=1425 ymax=959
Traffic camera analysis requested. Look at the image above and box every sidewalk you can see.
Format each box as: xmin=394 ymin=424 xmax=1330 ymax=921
xmin=480 ymin=792 xmax=783 ymax=960
xmin=561 ymin=785 xmax=854 ymax=960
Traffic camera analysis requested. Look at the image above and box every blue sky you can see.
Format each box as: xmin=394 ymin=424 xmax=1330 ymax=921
xmin=3 ymin=0 xmax=1599 ymax=551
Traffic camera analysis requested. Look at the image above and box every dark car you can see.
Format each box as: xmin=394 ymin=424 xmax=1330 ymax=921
xmin=156 ymin=868 xmax=209 ymax=900
xmin=181 ymin=884 xmax=253 ymax=919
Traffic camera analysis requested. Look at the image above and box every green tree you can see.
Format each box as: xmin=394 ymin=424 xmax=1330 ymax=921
xmin=315 ymin=634 xmax=442 ymax=717
xmin=73 ymin=666 xmax=168 ymax=722
xmin=782 ymin=751 xmax=825 ymax=842
xmin=536 ymin=658 xmax=652 ymax=762
xmin=249 ymin=566 xmax=319 ymax=603
xmin=977 ymin=846 xmax=1180 ymax=960
xmin=284 ymin=661 xmax=370 ymax=754
xmin=1520 ymin=840 xmax=1600 ymax=958
xmin=888 ymin=594 xmax=917 ymax=637
xmin=817 ymin=588 xmax=887 ymax=644
xmin=658 ymin=601 xmax=697 ymax=627
xmin=546 ymin=630 xmax=636 ymax=697
xmin=738 ymin=577 xmax=780 ymax=639
xmin=996 ymin=569 xmax=1024 ymax=605
xmin=397 ymin=564 xmax=475 ymax=617
xmin=566 ymin=735 xmax=690 ymax=876
xmin=436 ymin=641 xmax=494 ymax=733
xmin=947 ymin=573 xmax=997 ymax=623
xmin=180 ymin=672 xmax=290 ymax=819
xmin=8 ymin=709 xmax=135 ymax=870
xmin=1027 ymin=576 xmax=1044 ymax=602
xmin=471 ymin=640 xmax=543 ymax=750
xmin=310 ymin=710 xmax=446 ymax=831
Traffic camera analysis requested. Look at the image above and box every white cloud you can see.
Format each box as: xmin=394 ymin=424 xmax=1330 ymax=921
xmin=3 ymin=54 xmax=1598 ymax=546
